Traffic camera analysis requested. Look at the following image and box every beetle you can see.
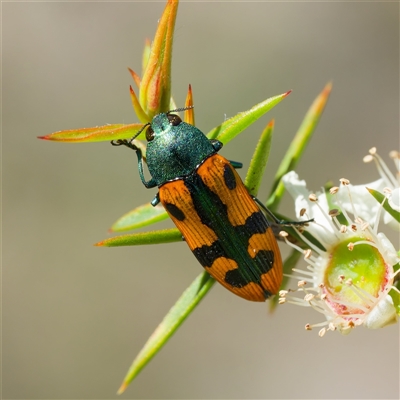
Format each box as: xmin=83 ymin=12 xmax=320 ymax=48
xmin=112 ymin=109 xmax=303 ymax=301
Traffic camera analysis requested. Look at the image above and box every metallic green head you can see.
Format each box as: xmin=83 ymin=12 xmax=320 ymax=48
xmin=145 ymin=113 xmax=216 ymax=186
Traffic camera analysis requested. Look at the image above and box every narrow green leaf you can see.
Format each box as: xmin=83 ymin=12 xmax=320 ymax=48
xmin=244 ymin=119 xmax=274 ymax=196
xmin=366 ymin=188 xmax=400 ymax=223
xmin=184 ymin=84 xmax=195 ymax=126
xmin=139 ymin=0 xmax=178 ymax=117
xmin=38 ymin=123 xmax=143 ymax=143
xmin=267 ymin=82 xmax=332 ymax=211
xmin=111 ymin=203 xmax=168 ymax=232
xmin=130 ymin=85 xmax=151 ymax=124
xmin=391 ymin=262 xmax=400 ymax=316
xmin=128 ymin=67 xmax=141 ymax=89
xmin=269 ymin=249 xmax=301 ymax=312
xmin=207 ymin=91 xmax=291 ymax=143
xmin=169 ymin=95 xmax=178 ymax=113
xmin=390 ymin=289 xmax=400 ymax=317
xmin=141 ymin=38 xmax=151 ymax=78
xmin=95 ymin=228 xmax=181 ymax=247
xmin=117 ymin=271 xmax=215 ymax=394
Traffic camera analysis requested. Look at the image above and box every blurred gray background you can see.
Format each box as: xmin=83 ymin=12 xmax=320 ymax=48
xmin=3 ymin=1 xmax=399 ymax=399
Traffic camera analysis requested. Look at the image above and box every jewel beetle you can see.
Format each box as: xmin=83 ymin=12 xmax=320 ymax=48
xmin=112 ymin=109 xmax=294 ymax=301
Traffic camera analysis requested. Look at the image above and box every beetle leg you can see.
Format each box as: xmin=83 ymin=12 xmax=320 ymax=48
xmin=228 ymin=160 xmax=243 ymax=169
xmin=209 ymin=139 xmax=223 ymax=152
xmin=253 ymin=196 xmax=313 ymax=226
xmin=151 ymin=193 xmax=160 ymax=206
xmin=111 ymin=138 xmax=157 ymax=188
xmin=136 ymin=148 xmax=157 ymax=189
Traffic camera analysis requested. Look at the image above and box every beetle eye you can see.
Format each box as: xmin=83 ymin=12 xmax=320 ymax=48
xmin=167 ymin=113 xmax=182 ymax=126
xmin=146 ymin=126 xmax=155 ymax=142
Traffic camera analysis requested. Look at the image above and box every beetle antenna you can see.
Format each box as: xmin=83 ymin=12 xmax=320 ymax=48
xmin=111 ymin=106 xmax=194 ymax=147
xmin=168 ymin=105 xmax=194 ymax=113
xmin=131 ymin=122 xmax=150 ymax=141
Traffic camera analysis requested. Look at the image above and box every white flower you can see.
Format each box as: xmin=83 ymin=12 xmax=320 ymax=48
xmin=338 ymin=148 xmax=400 ymax=231
xmin=279 ymin=171 xmax=399 ymax=336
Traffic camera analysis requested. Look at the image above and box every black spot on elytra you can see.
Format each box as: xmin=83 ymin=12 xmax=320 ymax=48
xmin=192 ymin=241 xmax=225 ymax=268
xmin=224 ymin=268 xmax=247 ymax=288
xmin=223 ymin=249 xmax=274 ymax=288
xmin=223 ymin=163 xmax=236 ymax=190
xmin=224 ymin=265 xmax=272 ymax=298
xmin=244 ymin=211 xmax=271 ymax=233
xmin=253 ymin=250 xmax=274 ymax=274
xmin=165 ymin=202 xmax=185 ymax=221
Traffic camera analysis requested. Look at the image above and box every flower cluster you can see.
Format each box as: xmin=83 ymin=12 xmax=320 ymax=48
xmin=279 ymin=148 xmax=400 ymax=336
